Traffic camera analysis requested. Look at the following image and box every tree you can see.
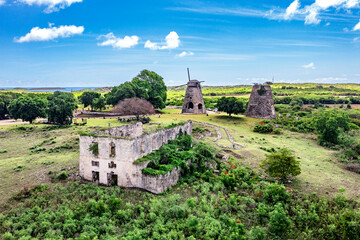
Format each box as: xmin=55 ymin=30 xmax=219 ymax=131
xmin=132 ymin=70 xmax=167 ymax=109
xmin=0 ymin=92 xmax=20 ymax=118
xmin=47 ymin=91 xmax=77 ymax=124
xmin=105 ymin=82 xmax=137 ymax=106
xmin=113 ymin=98 xmax=155 ymax=117
xmin=105 ymin=70 xmax=167 ymax=109
xmin=8 ymin=96 xmax=47 ymax=123
xmin=216 ymin=97 xmax=245 ymax=117
xmin=79 ymin=92 xmax=101 ymax=110
xmin=92 ymin=96 xmax=106 ymax=111
xmin=313 ymin=109 xmax=350 ymax=145
xmin=260 ymin=148 xmax=301 ymax=181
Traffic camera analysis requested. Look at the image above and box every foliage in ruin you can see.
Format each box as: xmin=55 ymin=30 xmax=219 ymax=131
xmin=89 ymin=142 xmax=99 ymax=157
xmin=257 ymin=85 xmax=267 ymax=96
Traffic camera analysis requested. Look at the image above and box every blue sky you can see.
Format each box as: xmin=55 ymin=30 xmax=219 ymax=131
xmin=0 ymin=0 xmax=360 ymax=87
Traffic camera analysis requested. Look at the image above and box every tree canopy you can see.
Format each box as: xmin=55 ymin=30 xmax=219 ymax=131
xmin=92 ymin=96 xmax=106 ymax=111
xmin=216 ymin=97 xmax=245 ymax=117
xmin=8 ymin=96 xmax=47 ymax=123
xmin=106 ymin=70 xmax=167 ymax=109
xmin=0 ymin=92 xmax=21 ymax=118
xmin=79 ymin=92 xmax=101 ymax=110
xmin=47 ymin=91 xmax=77 ymax=124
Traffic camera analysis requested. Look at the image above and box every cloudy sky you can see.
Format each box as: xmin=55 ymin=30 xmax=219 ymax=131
xmin=0 ymin=0 xmax=360 ymax=87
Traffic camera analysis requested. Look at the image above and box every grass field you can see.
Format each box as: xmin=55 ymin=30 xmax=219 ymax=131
xmin=1 ymin=107 xmax=360 ymax=204
xmin=0 ymin=88 xmax=360 ymax=204
xmin=152 ymin=109 xmax=360 ymax=199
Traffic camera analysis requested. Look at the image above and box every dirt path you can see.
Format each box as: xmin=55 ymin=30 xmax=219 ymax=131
xmin=192 ymin=121 xmax=245 ymax=149
xmin=0 ymin=119 xmax=26 ymax=126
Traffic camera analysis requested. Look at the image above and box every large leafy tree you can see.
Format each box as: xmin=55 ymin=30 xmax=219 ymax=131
xmin=0 ymin=92 xmax=21 ymax=118
xmin=8 ymin=96 xmax=47 ymax=123
xmin=105 ymin=70 xmax=167 ymax=109
xmin=216 ymin=97 xmax=245 ymax=117
xmin=132 ymin=70 xmax=167 ymax=109
xmin=260 ymin=148 xmax=301 ymax=181
xmin=92 ymin=96 xmax=106 ymax=111
xmin=79 ymin=92 xmax=101 ymax=110
xmin=313 ymin=109 xmax=350 ymax=145
xmin=47 ymin=91 xmax=77 ymax=124
xmin=105 ymin=82 xmax=137 ymax=106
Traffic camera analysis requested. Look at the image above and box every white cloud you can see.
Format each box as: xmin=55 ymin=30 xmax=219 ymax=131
xmin=277 ymin=0 xmax=360 ymax=25
xmin=353 ymin=19 xmax=360 ymax=30
xmin=97 ymin=33 xmax=139 ymax=49
xmin=144 ymin=31 xmax=180 ymax=50
xmin=284 ymin=0 xmax=300 ymax=20
xmin=15 ymin=25 xmax=84 ymax=43
xmin=176 ymin=51 xmax=194 ymax=57
xmin=302 ymin=62 xmax=316 ymax=69
xmin=353 ymin=37 xmax=360 ymax=42
xmin=0 ymin=0 xmax=5 ymax=6
xmin=304 ymin=0 xmax=360 ymax=25
xmin=19 ymin=0 xmax=82 ymax=13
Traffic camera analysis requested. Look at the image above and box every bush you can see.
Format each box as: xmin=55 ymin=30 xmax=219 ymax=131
xmin=260 ymin=148 xmax=301 ymax=181
xmin=253 ymin=123 xmax=273 ymax=134
xmin=269 ymin=203 xmax=291 ymax=237
xmin=56 ymin=171 xmax=68 ymax=180
xmin=313 ymin=109 xmax=350 ymax=145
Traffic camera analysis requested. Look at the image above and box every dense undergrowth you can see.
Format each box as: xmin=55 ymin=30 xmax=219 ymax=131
xmin=1 ymin=153 xmax=360 ymax=239
xmin=140 ymin=132 xmax=217 ymax=176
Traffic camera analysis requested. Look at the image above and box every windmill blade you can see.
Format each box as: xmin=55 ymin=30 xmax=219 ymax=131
xmin=172 ymin=84 xmax=187 ymax=88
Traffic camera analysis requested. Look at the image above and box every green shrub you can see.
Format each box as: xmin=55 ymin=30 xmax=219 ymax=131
xmin=56 ymin=171 xmax=68 ymax=180
xmin=260 ymin=148 xmax=301 ymax=181
xmin=313 ymin=109 xmax=350 ymax=145
xmin=253 ymin=123 xmax=273 ymax=134
xmin=2 ymin=232 xmax=13 ymax=240
xmin=269 ymin=203 xmax=292 ymax=237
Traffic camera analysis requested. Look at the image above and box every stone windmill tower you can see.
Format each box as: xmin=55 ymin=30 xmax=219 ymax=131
xmin=246 ymin=84 xmax=276 ymax=119
xmin=181 ymin=69 xmax=206 ymax=114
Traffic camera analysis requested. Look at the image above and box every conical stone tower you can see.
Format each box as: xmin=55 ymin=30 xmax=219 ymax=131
xmin=246 ymin=84 xmax=276 ymax=119
xmin=181 ymin=80 xmax=206 ymax=114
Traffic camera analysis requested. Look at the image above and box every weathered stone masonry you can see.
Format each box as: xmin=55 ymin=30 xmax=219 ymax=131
xmin=79 ymin=121 xmax=192 ymax=194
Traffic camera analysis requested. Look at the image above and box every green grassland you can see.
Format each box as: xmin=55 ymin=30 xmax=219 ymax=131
xmin=2 ymin=109 xmax=359 ymax=205
xmin=154 ymin=109 xmax=360 ymax=199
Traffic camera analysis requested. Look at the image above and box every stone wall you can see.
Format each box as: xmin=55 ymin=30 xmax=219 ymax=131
xmin=79 ymin=121 xmax=192 ymax=194
xmin=96 ymin=122 xmax=143 ymax=138
xmin=246 ymin=84 xmax=276 ymax=119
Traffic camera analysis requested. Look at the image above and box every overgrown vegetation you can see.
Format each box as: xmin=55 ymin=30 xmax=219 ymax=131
xmin=2 ymin=153 xmax=360 ymax=239
xmin=140 ymin=132 xmax=217 ymax=177
xmin=89 ymin=142 xmax=99 ymax=157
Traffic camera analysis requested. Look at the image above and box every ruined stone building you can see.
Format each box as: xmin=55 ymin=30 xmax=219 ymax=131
xmin=182 ymin=80 xmax=206 ymax=114
xmin=246 ymin=84 xmax=276 ymax=119
xmin=79 ymin=121 xmax=192 ymax=194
